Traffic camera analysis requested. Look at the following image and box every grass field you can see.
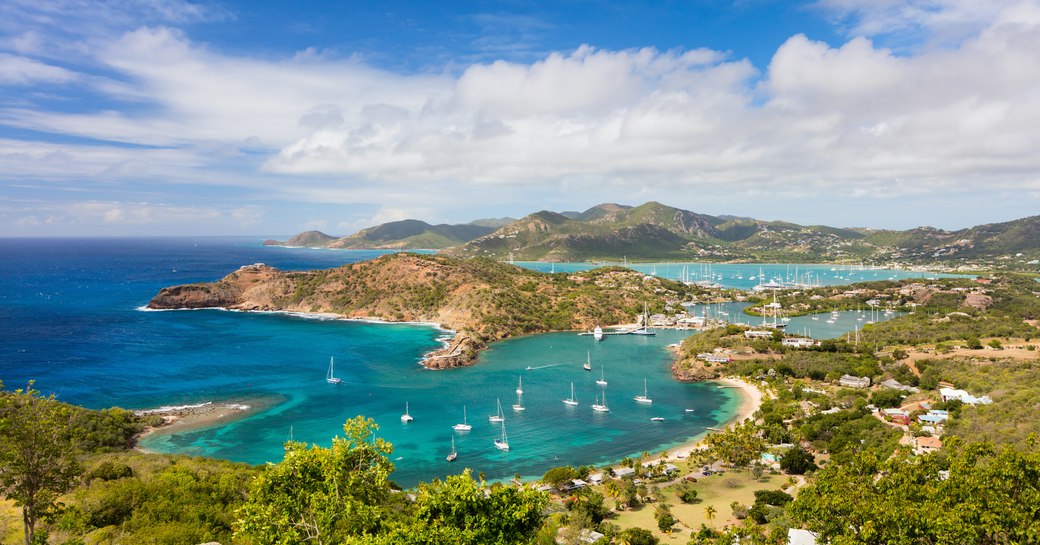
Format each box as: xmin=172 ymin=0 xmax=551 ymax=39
xmin=607 ymin=471 xmax=791 ymax=542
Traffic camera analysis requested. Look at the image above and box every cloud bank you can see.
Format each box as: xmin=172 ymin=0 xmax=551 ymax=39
xmin=1 ymin=0 xmax=1039 ymax=234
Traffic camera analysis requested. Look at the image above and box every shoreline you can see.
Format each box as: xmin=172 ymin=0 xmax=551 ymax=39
xmin=134 ymin=394 xmax=282 ymax=448
xmin=620 ymin=376 xmax=765 ymax=469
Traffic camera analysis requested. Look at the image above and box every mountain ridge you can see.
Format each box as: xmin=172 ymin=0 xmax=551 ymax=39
xmin=268 ymin=204 xmax=1040 ymax=266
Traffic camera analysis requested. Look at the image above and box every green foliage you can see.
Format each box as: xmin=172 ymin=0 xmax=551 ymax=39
xmin=938 ymin=359 xmax=1040 ymax=448
xmin=618 ymin=527 xmax=659 ymax=545
xmin=778 ymin=446 xmax=817 ymax=475
xmin=795 ymin=408 xmax=901 ymax=464
xmin=704 ymin=420 xmax=767 ymax=469
xmin=372 ymin=470 xmax=548 ymax=545
xmin=675 ymin=482 xmax=698 ymax=503
xmin=235 ymin=416 xmax=397 ymax=544
xmin=62 ymin=453 xmax=255 ymax=544
xmin=0 ymin=384 xmax=82 ymax=545
xmin=542 ymin=466 xmax=578 ymax=488
xmin=790 ymin=442 xmax=1040 ymax=544
xmin=654 ymin=503 xmax=676 ymax=533
xmin=869 ymin=388 xmax=905 ymax=409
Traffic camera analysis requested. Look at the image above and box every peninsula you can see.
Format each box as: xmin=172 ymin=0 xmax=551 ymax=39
xmin=148 ymin=253 xmax=698 ymax=368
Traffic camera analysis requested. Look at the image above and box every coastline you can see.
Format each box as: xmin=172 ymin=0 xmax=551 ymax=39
xmin=134 ymin=394 xmax=282 ymax=449
xmin=639 ymin=376 xmax=765 ymax=466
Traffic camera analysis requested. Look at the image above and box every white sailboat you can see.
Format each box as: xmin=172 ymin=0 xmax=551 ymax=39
xmin=512 ymin=387 xmax=525 ymax=411
xmin=596 ymin=367 xmax=607 ymax=387
xmin=583 ymin=351 xmax=592 ymax=371
xmin=593 ymin=325 xmax=603 ymax=341
xmin=634 ymin=378 xmax=652 ymax=404
xmin=563 ymin=382 xmax=578 ymax=406
xmin=452 ymin=406 xmax=471 ymax=431
xmin=400 ymin=402 xmax=413 ymax=422
xmin=325 ymin=356 xmax=343 ymax=384
xmin=630 ymin=302 xmax=656 ymax=336
xmin=592 ymin=390 xmax=609 ymax=412
xmin=489 ymin=398 xmax=505 ymax=422
xmin=446 ymin=436 xmax=457 ymax=462
xmin=494 ymin=421 xmax=510 ymax=451
xmin=516 ymin=376 xmax=524 ymax=395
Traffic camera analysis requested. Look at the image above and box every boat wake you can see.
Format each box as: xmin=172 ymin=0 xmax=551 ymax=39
xmin=524 ymin=363 xmax=566 ymax=371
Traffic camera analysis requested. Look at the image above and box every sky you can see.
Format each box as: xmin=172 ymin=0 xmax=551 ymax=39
xmin=2 ymin=0 xmax=1039 ymax=236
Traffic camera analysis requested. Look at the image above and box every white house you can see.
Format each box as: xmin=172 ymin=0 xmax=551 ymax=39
xmin=782 ymin=337 xmax=818 ymax=348
xmin=939 ymin=387 xmax=992 ymax=405
xmin=788 ymin=528 xmax=818 ymax=545
xmin=839 ymin=375 xmax=871 ymax=388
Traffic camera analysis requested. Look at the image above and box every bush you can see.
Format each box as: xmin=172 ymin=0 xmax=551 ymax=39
xmin=85 ymin=460 xmax=133 ymax=482
xmin=780 ymin=446 xmax=818 ymax=475
xmin=675 ymin=482 xmax=698 ymax=503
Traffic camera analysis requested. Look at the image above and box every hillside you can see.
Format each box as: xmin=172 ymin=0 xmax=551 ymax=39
xmin=148 ymin=254 xmax=695 ymax=368
xmin=264 ymin=220 xmax=499 ymax=250
xmin=268 ymin=205 xmax=1040 ymax=267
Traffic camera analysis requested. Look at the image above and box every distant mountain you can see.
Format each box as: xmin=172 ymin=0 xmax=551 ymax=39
xmin=268 ymin=207 xmax=1040 ymax=266
xmin=266 ymin=220 xmax=496 ymax=250
xmin=467 ymin=217 xmax=517 ymax=229
xmin=448 ymin=202 xmax=721 ymax=260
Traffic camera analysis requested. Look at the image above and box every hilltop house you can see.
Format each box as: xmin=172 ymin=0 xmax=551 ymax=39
xmin=939 ymin=387 xmax=993 ymax=405
xmin=881 ymin=408 xmax=911 ymax=425
xmin=915 ymin=436 xmax=943 ymax=455
xmin=782 ymin=337 xmax=819 ymax=348
xmin=839 ymin=375 xmax=871 ymax=388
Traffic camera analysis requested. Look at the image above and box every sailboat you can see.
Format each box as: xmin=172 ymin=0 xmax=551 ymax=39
xmin=583 ymin=351 xmax=592 ymax=371
xmin=630 ymin=303 xmax=656 ymax=336
xmin=592 ymin=390 xmax=609 ymax=412
xmin=634 ymin=378 xmax=652 ymax=404
xmin=494 ymin=421 xmax=510 ymax=451
xmin=563 ymin=382 xmax=578 ymax=406
xmin=400 ymin=402 xmax=413 ymax=423
xmin=489 ymin=398 xmax=505 ymax=422
xmin=596 ymin=367 xmax=607 ymax=386
xmin=446 ymin=436 xmax=457 ymax=462
xmin=452 ymin=407 xmax=471 ymax=431
xmin=512 ymin=386 xmax=526 ymax=411
xmin=516 ymin=376 xmax=524 ymax=395
xmin=593 ymin=325 xmax=603 ymax=341
xmin=325 ymin=356 xmax=343 ymax=384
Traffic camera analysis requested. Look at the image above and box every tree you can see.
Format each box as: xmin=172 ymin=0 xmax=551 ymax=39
xmin=618 ymin=527 xmax=659 ymax=545
xmin=654 ymin=503 xmax=676 ymax=533
xmin=704 ymin=419 xmax=766 ymax=470
xmin=704 ymin=505 xmax=717 ymax=521
xmin=542 ymin=465 xmax=578 ymax=488
xmin=380 ymin=470 xmax=548 ymax=545
xmin=0 ymin=383 xmax=81 ymax=545
xmin=779 ymin=446 xmax=817 ymax=475
xmin=234 ymin=416 xmax=396 ymax=545
xmin=790 ymin=441 xmax=1040 ymax=544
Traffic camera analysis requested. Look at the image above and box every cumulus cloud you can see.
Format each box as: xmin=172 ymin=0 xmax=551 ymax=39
xmin=2 ymin=0 xmax=1040 ymax=233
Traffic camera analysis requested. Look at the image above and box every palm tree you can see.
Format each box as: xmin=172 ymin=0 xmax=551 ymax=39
xmin=604 ymin=479 xmax=622 ymax=501
xmin=704 ymin=505 xmax=717 ymax=521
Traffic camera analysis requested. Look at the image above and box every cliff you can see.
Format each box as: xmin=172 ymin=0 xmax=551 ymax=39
xmin=148 ymin=254 xmax=694 ymax=368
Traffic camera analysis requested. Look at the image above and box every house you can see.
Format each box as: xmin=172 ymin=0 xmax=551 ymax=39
xmin=782 ymin=337 xmax=818 ymax=348
xmin=880 ymin=379 xmax=920 ymax=393
xmin=881 ymin=408 xmax=911 ymax=425
xmin=698 ymin=353 xmax=732 ymax=363
xmin=939 ymin=387 xmax=992 ymax=405
xmin=918 ymin=410 xmax=949 ymax=425
xmin=745 ymin=330 xmax=775 ymax=339
xmin=915 ymin=436 xmax=943 ymax=455
xmin=612 ymin=467 xmax=635 ymax=478
xmin=839 ymin=375 xmax=871 ymax=388
xmin=788 ymin=528 xmax=818 ymax=545
xmin=587 ymin=473 xmax=604 ymax=485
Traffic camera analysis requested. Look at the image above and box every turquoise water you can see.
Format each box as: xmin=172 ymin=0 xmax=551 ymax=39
xmin=1 ymin=238 xmax=734 ymax=488
xmin=687 ymin=302 xmax=904 ymax=340
xmin=140 ymin=326 xmax=732 ymax=486
xmin=515 ymin=261 xmax=962 ymax=289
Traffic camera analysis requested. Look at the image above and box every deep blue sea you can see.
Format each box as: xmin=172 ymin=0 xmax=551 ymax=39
xmin=0 ymin=238 xmax=944 ymax=486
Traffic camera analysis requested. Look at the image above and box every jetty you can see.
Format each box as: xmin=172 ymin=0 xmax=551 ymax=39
xmin=578 ymin=329 xmax=632 ymax=337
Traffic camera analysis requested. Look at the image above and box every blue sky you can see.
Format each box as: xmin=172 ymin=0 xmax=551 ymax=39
xmin=2 ymin=0 xmax=1039 ymax=236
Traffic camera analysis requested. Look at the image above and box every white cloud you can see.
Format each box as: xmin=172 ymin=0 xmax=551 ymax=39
xmin=0 ymin=53 xmax=77 ymax=85
xmin=3 ymin=0 xmax=1040 ymax=233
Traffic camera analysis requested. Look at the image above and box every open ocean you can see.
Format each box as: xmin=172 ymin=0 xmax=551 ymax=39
xmin=0 ymin=237 xmax=944 ymax=486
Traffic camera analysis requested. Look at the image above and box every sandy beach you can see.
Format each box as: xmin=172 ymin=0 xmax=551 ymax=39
xmin=134 ymin=395 xmax=281 ymax=447
xmin=623 ymin=375 xmax=766 ymax=467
